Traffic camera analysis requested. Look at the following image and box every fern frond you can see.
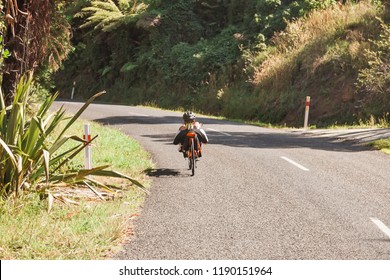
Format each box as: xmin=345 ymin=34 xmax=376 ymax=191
xmin=78 ymin=0 xmax=148 ymax=32
xmin=91 ymin=0 xmax=121 ymax=12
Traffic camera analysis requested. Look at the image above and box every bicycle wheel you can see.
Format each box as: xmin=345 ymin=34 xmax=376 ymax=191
xmin=188 ymin=151 xmax=192 ymax=170
xmin=190 ymin=140 xmax=195 ymax=176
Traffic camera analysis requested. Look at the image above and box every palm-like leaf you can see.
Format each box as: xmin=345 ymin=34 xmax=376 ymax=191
xmin=0 ymin=73 xmax=145 ymax=200
xmin=0 ymin=137 xmax=17 ymax=169
xmin=0 ymin=87 xmax=6 ymax=111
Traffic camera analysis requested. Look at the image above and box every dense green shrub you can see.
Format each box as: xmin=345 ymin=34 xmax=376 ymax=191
xmin=53 ymin=0 xmax=387 ymax=126
xmin=357 ymin=19 xmax=390 ymax=111
xmin=55 ymin=0 xmax=337 ymax=106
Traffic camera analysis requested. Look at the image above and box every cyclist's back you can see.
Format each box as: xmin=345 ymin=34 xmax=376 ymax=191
xmin=173 ymin=111 xmax=208 ymax=147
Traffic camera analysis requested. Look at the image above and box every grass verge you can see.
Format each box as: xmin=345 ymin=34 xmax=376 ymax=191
xmin=370 ymin=138 xmax=390 ymax=155
xmin=0 ymin=119 xmax=153 ymax=259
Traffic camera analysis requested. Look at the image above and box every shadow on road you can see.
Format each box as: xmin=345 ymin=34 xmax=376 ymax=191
xmin=205 ymin=131 xmax=373 ymax=152
xmin=92 ymin=115 xmax=385 ymax=153
xmin=146 ymin=168 xmax=190 ymax=178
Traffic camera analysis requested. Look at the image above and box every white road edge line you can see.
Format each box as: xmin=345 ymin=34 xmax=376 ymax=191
xmin=370 ymin=218 xmax=390 ymax=239
xmin=207 ymin=128 xmax=232 ymax=136
xmin=280 ymin=156 xmax=310 ymax=172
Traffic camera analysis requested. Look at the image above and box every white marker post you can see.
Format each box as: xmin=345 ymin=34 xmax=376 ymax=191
xmin=83 ymin=124 xmax=92 ymax=171
xmin=304 ymin=96 xmax=310 ymax=130
xmin=70 ymin=81 xmax=76 ymax=100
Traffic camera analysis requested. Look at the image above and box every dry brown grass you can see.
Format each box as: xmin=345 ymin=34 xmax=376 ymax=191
xmin=254 ymin=1 xmax=377 ymax=85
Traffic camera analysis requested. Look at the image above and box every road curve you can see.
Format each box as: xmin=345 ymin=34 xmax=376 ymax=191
xmin=52 ymin=101 xmax=390 ymax=259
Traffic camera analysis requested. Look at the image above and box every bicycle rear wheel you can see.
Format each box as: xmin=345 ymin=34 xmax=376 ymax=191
xmin=190 ymin=140 xmax=195 ymax=176
xmin=188 ymin=152 xmax=192 ymax=170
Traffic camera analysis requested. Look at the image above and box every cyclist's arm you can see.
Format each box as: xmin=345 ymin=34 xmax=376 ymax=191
xmin=193 ymin=122 xmax=202 ymax=129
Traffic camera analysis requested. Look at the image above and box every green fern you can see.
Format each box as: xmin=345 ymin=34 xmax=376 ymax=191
xmin=78 ymin=0 xmax=148 ymax=32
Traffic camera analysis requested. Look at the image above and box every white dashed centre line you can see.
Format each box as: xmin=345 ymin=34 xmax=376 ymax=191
xmin=280 ymin=156 xmax=310 ymax=172
xmin=370 ymin=218 xmax=390 ymax=239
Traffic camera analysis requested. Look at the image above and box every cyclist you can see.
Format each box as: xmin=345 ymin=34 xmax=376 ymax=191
xmin=173 ymin=111 xmax=208 ymax=157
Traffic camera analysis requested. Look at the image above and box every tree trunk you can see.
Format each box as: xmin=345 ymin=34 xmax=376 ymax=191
xmin=1 ymin=0 xmax=54 ymax=105
xmin=2 ymin=0 xmax=25 ymax=104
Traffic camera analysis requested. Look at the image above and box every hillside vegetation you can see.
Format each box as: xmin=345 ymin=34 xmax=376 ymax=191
xmin=235 ymin=0 xmax=384 ymax=126
xmin=55 ymin=0 xmax=390 ymax=127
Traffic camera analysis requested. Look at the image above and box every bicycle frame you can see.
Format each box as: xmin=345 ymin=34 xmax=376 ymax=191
xmin=185 ymin=130 xmax=200 ymax=176
xmin=180 ymin=120 xmax=203 ymax=176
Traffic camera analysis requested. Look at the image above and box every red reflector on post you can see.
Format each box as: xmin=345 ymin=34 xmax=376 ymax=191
xmin=304 ymin=96 xmax=311 ymax=129
xmin=305 ymin=96 xmax=310 ymax=107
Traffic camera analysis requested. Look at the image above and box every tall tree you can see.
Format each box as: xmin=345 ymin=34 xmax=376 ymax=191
xmin=0 ymin=0 xmax=71 ymax=103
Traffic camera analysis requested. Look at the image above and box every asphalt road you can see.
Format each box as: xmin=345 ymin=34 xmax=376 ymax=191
xmin=52 ymin=101 xmax=390 ymax=259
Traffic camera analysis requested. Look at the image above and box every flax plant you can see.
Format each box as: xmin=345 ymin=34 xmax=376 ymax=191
xmin=0 ymin=72 xmax=144 ymax=200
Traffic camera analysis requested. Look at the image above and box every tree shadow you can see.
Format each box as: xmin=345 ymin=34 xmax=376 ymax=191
xmin=141 ymin=130 xmax=374 ymax=153
xmin=299 ymin=128 xmax=390 ymax=142
xmin=92 ymin=115 xmax=388 ymax=153
xmin=365 ymin=238 xmax=390 ymax=243
xmin=206 ymin=130 xmax=372 ymax=152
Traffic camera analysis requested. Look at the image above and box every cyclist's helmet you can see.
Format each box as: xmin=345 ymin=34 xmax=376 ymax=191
xmin=183 ymin=111 xmax=196 ymax=122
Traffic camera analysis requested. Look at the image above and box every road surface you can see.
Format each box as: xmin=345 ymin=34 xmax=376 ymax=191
xmin=52 ymin=101 xmax=390 ymax=259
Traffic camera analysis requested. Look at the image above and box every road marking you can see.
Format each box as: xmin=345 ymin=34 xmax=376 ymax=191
xmin=370 ymin=218 xmax=390 ymax=239
xmin=280 ymin=156 xmax=310 ymax=171
xmin=129 ymin=111 xmax=149 ymax=117
xmin=207 ymin=128 xmax=232 ymax=136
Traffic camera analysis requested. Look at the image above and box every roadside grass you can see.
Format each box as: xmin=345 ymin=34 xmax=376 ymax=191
xmin=0 ymin=119 xmax=153 ymax=259
xmin=325 ymin=114 xmax=390 ymax=129
xmin=57 ymin=120 xmax=152 ymax=178
xmin=370 ymin=138 xmax=390 ymax=155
